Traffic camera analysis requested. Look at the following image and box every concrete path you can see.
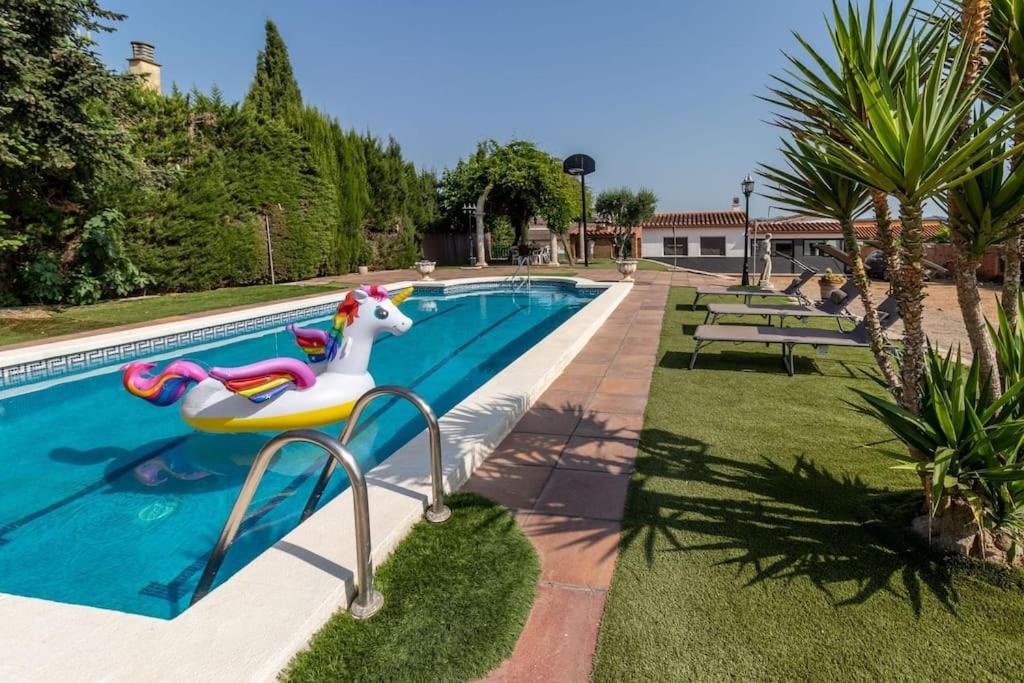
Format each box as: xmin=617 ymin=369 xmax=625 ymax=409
xmin=466 ymin=271 xmax=672 ymax=682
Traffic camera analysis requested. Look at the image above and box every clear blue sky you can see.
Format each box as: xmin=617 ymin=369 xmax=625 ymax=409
xmin=94 ymin=1 xmax=856 ymax=217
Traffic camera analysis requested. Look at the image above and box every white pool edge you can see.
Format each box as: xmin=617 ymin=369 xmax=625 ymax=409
xmin=0 ymin=276 xmax=632 ymax=682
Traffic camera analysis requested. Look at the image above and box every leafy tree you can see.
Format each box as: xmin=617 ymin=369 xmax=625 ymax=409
xmin=0 ymin=0 xmax=146 ymax=303
xmin=440 ymin=140 xmax=574 ymax=258
xmin=594 ymin=187 xmax=657 ymax=259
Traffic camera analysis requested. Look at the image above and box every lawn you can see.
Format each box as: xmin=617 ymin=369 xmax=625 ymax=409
xmin=593 ymin=287 xmax=1024 ymax=680
xmin=283 ymin=493 xmax=537 ymax=682
xmin=0 ymin=284 xmax=344 ymax=347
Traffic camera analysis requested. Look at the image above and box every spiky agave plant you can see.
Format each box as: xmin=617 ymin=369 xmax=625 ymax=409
xmin=760 ymin=137 xmax=900 ymax=392
xmin=854 ymin=345 xmax=1024 ymax=559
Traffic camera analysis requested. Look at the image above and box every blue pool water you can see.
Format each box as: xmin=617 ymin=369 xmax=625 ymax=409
xmin=0 ymin=283 xmax=597 ymax=618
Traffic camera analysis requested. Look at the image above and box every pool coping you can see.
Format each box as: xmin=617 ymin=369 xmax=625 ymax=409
xmin=0 ymin=275 xmax=632 ymax=681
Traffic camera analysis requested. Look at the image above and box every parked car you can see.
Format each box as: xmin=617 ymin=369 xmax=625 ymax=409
xmin=864 ymin=250 xmax=888 ymax=280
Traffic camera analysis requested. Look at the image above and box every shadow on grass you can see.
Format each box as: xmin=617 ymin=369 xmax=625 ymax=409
xmin=622 ymin=427 xmax=958 ymax=617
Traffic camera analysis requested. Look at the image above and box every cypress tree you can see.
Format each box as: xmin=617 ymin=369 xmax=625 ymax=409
xmin=244 ymin=20 xmax=303 ymax=120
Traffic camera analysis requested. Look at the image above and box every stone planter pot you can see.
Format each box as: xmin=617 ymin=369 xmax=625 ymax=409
xmin=358 ymin=265 xmax=369 ymax=276
xmin=414 ymin=260 xmax=436 ymax=281
xmin=819 ymin=281 xmax=841 ymax=300
xmin=617 ymin=259 xmax=638 ymax=281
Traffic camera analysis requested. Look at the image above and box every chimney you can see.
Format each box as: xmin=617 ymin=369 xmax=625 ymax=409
xmin=127 ymin=41 xmax=161 ymax=93
xmin=731 ymin=196 xmax=741 ymax=210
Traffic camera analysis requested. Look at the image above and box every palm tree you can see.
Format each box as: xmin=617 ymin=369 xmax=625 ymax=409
xmin=761 ymin=138 xmax=901 ymax=392
xmin=814 ymin=31 xmax=1024 ymax=412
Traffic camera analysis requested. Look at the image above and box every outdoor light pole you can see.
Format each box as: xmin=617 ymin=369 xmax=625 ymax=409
xmin=563 ymin=154 xmax=596 ymax=267
xmin=462 ymin=203 xmax=477 ymax=266
xmin=740 ymin=174 xmax=755 ymax=286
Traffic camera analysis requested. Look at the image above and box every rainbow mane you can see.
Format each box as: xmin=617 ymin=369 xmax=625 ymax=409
xmin=122 ymin=360 xmax=208 ymax=407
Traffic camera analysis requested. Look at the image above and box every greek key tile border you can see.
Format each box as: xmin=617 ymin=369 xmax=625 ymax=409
xmin=0 ymin=280 xmax=607 ymax=391
xmin=0 ymin=301 xmax=337 ymax=391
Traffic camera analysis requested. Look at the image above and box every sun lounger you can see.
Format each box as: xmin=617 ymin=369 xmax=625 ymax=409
xmin=689 ymin=298 xmax=899 ymax=375
xmin=703 ymin=279 xmax=859 ymax=329
xmin=691 ymin=268 xmax=816 ymax=311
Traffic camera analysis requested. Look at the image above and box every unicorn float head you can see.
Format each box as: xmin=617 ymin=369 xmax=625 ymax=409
xmin=123 ymin=285 xmax=414 ymax=433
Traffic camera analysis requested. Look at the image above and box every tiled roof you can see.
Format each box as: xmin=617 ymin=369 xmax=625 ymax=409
xmin=642 ymin=211 xmax=747 ymax=228
xmin=752 ymin=214 xmax=946 ymax=240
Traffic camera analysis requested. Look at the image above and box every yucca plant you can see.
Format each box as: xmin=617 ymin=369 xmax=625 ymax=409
xmin=990 ymin=292 xmax=1024 ymax=389
xmin=854 ymin=345 xmax=1024 ymax=558
xmin=768 ymin=0 xmax=942 ymax=301
xmin=760 ymin=137 xmax=901 ymax=392
xmin=813 ymin=27 xmax=1024 ymax=412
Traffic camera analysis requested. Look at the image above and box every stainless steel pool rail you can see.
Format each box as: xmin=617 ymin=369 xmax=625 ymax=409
xmin=189 ymin=386 xmax=449 ymax=619
xmin=189 ymin=429 xmax=384 ymax=618
xmin=300 ymin=385 xmax=451 ymax=525
xmin=505 ymin=254 xmax=532 ymax=293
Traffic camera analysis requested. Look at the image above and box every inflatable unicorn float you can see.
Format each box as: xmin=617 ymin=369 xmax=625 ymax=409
xmin=122 ymin=285 xmax=413 ymax=432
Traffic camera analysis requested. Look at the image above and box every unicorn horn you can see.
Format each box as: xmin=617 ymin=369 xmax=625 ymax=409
xmin=390 ymin=287 xmax=413 ymax=306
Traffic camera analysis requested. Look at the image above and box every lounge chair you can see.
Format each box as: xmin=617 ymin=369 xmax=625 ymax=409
xmin=689 ymin=297 xmax=899 ymax=376
xmin=702 ymin=278 xmax=859 ymax=329
xmin=691 ymin=268 xmax=816 ymax=311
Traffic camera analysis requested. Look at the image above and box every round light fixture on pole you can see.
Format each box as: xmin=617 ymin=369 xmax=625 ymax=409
xmin=740 ymin=174 xmax=755 ymax=287
xmin=563 ymin=154 xmax=596 ymax=267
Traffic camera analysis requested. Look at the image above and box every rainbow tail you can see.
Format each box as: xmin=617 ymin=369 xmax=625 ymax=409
xmin=122 ymin=359 xmax=208 ymax=407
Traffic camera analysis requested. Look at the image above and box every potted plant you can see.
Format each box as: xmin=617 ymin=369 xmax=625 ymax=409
xmin=818 ymin=268 xmax=844 ymax=300
xmin=356 ymin=242 xmax=372 ymax=276
xmin=414 ymin=259 xmax=436 ymax=280
xmin=617 ymin=258 xmax=638 ymax=281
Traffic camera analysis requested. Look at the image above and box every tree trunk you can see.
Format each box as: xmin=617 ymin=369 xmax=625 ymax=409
xmin=560 ymin=235 xmax=576 ymax=266
xmin=870 ymin=191 xmax=902 ymax=295
xmin=897 ymin=202 xmax=928 ymax=413
xmin=841 ymin=218 xmax=901 ymax=393
xmin=952 ymin=231 xmax=1003 ymax=397
xmin=548 ymin=231 xmax=560 ymax=266
xmin=1002 ymin=235 xmax=1021 ymax=330
xmin=474 ymin=185 xmax=491 ymax=267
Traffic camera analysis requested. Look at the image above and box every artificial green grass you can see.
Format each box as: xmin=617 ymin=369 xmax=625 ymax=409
xmin=593 ymin=287 xmax=1024 ymax=680
xmin=282 ymin=493 xmax=538 ymax=683
xmin=0 ymin=284 xmax=344 ymax=347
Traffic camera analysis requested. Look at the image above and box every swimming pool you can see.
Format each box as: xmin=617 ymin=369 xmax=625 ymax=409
xmin=0 ymin=282 xmax=599 ymax=618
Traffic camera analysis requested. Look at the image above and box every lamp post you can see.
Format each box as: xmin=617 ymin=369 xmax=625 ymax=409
xmin=740 ymin=174 xmax=755 ymax=286
xmin=563 ymin=154 xmax=596 ymax=267
xmin=462 ymin=203 xmax=477 ymax=266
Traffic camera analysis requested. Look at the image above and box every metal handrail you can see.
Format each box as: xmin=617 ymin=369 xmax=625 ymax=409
xmin=189 ymin=429 xmax=384 ymax=619
xmin=505 ymin=254 xmax=532 ymax=292
xmin=301 ymin=385 xmax=451 ymax=525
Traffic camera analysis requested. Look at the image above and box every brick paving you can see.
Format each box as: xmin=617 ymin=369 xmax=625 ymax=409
xmin=467 ymin=271 xmax=672 ymax=682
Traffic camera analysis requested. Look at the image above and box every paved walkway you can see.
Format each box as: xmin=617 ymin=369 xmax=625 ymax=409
xmin=465 ymin=271 xmax=672 ymax=682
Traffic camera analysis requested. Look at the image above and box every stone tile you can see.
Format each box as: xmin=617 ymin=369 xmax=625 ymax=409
xmin=488 ymin=432 xmax=569 ymax=468
xmin=549 ymin=374 xmax=603 ymax=394
xmin=483 ymin=586 xmax=607 ymax=683
xmin=575 ymin=348 xmax=618 ymax=364
xmin=558 ymin=436 xmax=639 ymax=474
xmin=514 ymin=408 xmax=582 ymax=436
xmin=562 ymin=362 xmax=608 ymax=378
xmin=587 ymin=392 xmax=648 ymax=415
xmin=574 ymin=411 xmax=645 ymax=440
xmin=520 ymin=515 xmax=621 ymax=588
xmin=605 ymin=361 xmax=655 ymax=379
xmin=462 ymin=461 xmax=553 ymax=510
xmin=535 ymin=469 xmax=632 ymax=520
xmin=596 ymin=376 xmax=651 ymax=397
xmin=534 ymin=389 xmax=592 ymax=412
xmin=612 ymin=353 xmax=657 ymax=368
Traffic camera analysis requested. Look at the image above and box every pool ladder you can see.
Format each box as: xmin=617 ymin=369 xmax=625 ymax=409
xmin=189 ymin=386 xmax=449 ymax=619
xmin=505 ymin=254 xmax=532 ymax=293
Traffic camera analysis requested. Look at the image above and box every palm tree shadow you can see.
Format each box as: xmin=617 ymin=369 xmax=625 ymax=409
xmin=622 ymin=428 xmax=958 ymax=617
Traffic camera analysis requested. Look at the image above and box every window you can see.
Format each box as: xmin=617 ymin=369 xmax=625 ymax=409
xmin=809 ymin=239 xmax=844 ymax=256
xmin=700 ymin=236 xmax=726 ymax=256
xmin=663 ymin=237 xmax=688 ymax=256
